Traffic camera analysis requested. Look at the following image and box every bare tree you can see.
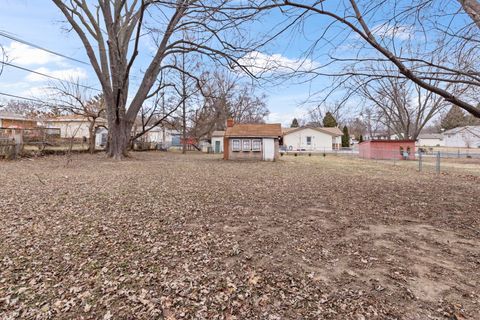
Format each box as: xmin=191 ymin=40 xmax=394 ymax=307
xmin=351 ymin=62 xmax=451 ymax=139
xmin=52 ymin=0 xmax=265 ymax=159
xmin=49 ymin=81 xmax=105 ymax=153
xmin=258 ymin=0 xmax=480 ymax=117
xmin=189 ymin=71 xmax=269 ymax=141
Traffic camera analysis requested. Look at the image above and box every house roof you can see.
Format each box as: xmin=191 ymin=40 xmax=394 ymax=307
xmin=46 ymin=115 xmax=107 ymax=123
xmin=225 ymin=123 xmax=282 ymax=138
xmin=283 ymin=126 xmax=343 ymax=137
xmin=0 ymin=111 xmax=35 ymax=121
xmin=418 ymin=133 xmax=443 ymax=140
xmin=443 ymin=125 xmax=480 ymax=136
xmin=211 ymin=130 xmax=225 ymax=137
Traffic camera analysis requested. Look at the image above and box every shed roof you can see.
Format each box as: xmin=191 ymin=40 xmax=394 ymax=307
xmin=225 ymin=123 xmax=282 ymax=138
xmin=283 ymin=126 xmax=343 ymax=137
xmin=361 ymin=139 xmax=416 ymax=144
xmin=211 ymin=130 xmax=225 ymax=137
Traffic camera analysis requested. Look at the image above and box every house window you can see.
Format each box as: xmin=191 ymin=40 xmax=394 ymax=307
xmin=242 ymin=139 xmax=251 ymax=151
xmin=252 ymin=139 xmax=262 ymax=151
xmin=232 ymin=139 xmax=241 ymax=151
xmin=306 ymin=136 xmax=312 ymax=145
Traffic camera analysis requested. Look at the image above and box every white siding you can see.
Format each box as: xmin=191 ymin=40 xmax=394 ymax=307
xmin=417 ymin=138 xmax=444 ymax=147
xmin=47 ymin=121 xmax=90 ymax=139
xmin=283 ymin=128 xmax=336 ymax=151
xmin=444 ymin=128 xmax=480 ymax=148
xmin=211 ymin=137 xmax=224 ymax=153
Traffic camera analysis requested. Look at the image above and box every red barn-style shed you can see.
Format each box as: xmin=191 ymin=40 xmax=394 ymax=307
xmin=359 ymin=140 xmax=416 ymax=160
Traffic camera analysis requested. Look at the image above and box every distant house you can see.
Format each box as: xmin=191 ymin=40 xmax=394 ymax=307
xmin=224 ymin=119 xmax=282 ymax=161
xmin=443 ymin=126 xmax=480 ymax=148
xmin=211 ymin=130 xmax=225 ymax=153
xmin=282 ymin=126 xmax=343 ymax=151
xmin=359 ymin=140 xmax=416 ymax=160
xmin=44 ymin=115 xmax=107 ymax=140
xmin=0 ymin=111 xmax=37 ymax=129
xmin=417 ymin=133 xmax=444 ymax=147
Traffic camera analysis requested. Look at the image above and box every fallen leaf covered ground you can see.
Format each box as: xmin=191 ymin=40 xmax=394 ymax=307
xmin=0 ymin=152 xmax=479 ymax=319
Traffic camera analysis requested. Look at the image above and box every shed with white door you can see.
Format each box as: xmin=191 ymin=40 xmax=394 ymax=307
xmin=223 ymin=119 xmax=282 ymax=161
xmin=211 ymin=130 xmax=225 ymax=153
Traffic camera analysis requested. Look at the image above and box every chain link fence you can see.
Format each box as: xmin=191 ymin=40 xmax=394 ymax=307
xmin=281 ymin=146 xmax=480 ymax=176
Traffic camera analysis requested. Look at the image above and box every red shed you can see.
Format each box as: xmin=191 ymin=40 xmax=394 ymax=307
xmin=359 ymin=140 xmax=416 ymax=160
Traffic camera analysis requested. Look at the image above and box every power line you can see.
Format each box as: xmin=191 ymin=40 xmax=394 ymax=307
xmin=0 ymin=31 xmax=90 ymax=66
xmin=0 ymin=91 xmax=48 ymax=104
xmin=1 ymin=61 xmax=101 ymax=92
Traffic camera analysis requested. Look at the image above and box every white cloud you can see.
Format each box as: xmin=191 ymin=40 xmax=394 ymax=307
xmin=238 ymin=51 xmax=319 ymax=76
xmin=267 ymin=107 xmax=309 ymax=127
xmin=25 ymin=67 xmax=87 ymax=82
xmin=4 ymin=42 xmax=64 ymax=66
xmin=371 ymin=23 xmax=413 ymax=41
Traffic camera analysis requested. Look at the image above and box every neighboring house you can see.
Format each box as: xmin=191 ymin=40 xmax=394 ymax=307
xmin=0 ymin=111 xmax=37 ymax=129
xmin=443 ymin=126 xmax=480 ymax=148
xmin=132 ymin=125 xmax=182 ymax=150
xmin=282 ymin=126 xmax=343 ymax=151
xmin=44 ymin=115 xmax=107 ymax=139
xmin=416 ymin=133 xmax=444 ymax=147
xmin=211 ymin=130 xmax=225 ymax=153
xmin=359 ymin=140 xmax=416 ymax=160
xmin=224 ymin=119 xmax=282 ymax=161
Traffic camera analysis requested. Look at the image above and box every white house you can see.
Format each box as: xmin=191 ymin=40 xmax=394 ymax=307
xmin=416 ymin=133 xmax=444 ymax=147
xmin=211 ymin=130 xmax=225 ymax=153
xmin=282 ymin=126 xmax=343 ymax=152
xmin=44 ymin=115 xmax=107 ymax=139
xmin=443 ymin=126 xmax=480 ymax=148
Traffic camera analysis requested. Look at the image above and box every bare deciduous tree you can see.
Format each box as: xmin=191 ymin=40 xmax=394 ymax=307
xmin=260 ymin=0 xmax=480 ymax=117
xmin=350 ymin=62 xmax=452 ymax=139
xmin=189 ymin=71 xmax=269 ymax=141
xmin=52 ymin=0 xmax=265 ymax=159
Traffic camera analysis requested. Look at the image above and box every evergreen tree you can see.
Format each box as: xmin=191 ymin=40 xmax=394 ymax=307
xmin=341 ymin=125 xmax=350 ymax=147
xmin=322 ymin=112 xmax=338 ymax=127
xmin=441 ymin=106 xmax=468 ymax=130
xmin=290 ymin=118 xmax=299 ymax=128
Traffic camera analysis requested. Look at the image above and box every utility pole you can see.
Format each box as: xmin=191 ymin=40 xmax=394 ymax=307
xmin=161 ymin=93 xmax=166 ymax=149
xmin=181 ymin=49 xmax=187 ymax=154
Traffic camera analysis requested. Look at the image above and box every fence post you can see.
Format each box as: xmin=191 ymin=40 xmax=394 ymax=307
xmin=418 ymin=152 xmax=422 ymax=172
xmin=436 ymin=151 xmax=440 ymax=174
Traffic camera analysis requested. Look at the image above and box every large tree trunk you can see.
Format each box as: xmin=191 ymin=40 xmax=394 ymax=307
xmin=106 ymin=119 xmax=131 ymax=160
xmin=88 ymin=120 xmax=96 ymax=154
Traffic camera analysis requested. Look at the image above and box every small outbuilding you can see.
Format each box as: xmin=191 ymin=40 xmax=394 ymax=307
xmin=359 ymin=140 xmax=416 ymax=160
xmin=211 ymin=130 xmax=225 ymax=153
xmin=224 ymin=119 xmax=282 ymax=161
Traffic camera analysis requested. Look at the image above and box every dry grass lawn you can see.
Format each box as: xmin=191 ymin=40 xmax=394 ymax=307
xmin=0 ymin=152 xmax=479 ymax=319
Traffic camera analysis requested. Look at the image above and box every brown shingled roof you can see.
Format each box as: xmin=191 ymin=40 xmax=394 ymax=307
xmin=225 ymin=123 xmax=282 ymax=138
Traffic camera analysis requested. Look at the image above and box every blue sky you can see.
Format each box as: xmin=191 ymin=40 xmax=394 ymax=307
xmin=3 ymin=1 xmax=460 ymax=126
xmin=0 ymin=1 xmax=343 ymax=126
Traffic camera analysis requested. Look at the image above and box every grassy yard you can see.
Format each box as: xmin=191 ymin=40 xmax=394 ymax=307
xmin=0 ymin=152 xmax=479 ymax=319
